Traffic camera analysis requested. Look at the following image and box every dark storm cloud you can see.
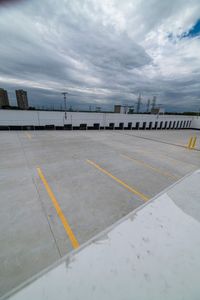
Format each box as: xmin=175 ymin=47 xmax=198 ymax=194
xmin=0 ymin=0 xmax=200 ymax=111
xmin=0 ymin=0 xmax=23 ymax=6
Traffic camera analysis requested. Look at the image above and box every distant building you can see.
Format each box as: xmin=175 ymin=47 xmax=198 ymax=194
xmin=114 ymin=105 xmax=134 ymax=114
xmin=151 ymin=107 xmax=165 ymax=115
xmin=114 ymin=105 xmax=122 ymax=113
xmin=96 ymin=106 xmax=101 ymax=112
xmin=0 ymin=88 xmax=9 ymax=108
xmin=16 ymin=89 xmax=29 ymax=110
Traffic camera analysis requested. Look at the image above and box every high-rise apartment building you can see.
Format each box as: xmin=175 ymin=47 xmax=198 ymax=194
xmin=0 ymin=88 xmax=9 ymax=108
xmin=16 ymin=89 xmax=29 ymax=110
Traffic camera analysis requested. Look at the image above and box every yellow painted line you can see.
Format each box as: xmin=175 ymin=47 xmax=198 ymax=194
xmin=191 ymin=136 xmax=197 ymax=149
xmin=86 ymin=159 xmax=149 ymax=202
xmin=37 ymin=167 xmax=79 ymax=249
xmin=121 ymin=154 xmax=179 ymax=180
xmin=25 ymin=132 xmax=32 ymax=139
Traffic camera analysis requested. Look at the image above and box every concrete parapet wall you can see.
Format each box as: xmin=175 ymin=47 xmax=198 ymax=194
xmin=191 ymin=117 xmax=200 ymax=129
xmin=0 ymin=109 xmax=194 ymax=130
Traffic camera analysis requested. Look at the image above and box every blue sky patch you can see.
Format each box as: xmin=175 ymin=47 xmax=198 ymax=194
xmin=181 ymin=19 xmax=200 ymax=39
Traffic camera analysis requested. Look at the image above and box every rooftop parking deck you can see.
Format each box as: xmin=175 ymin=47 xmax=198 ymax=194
xmin=0 ymin=129 xmax=200 ymax=297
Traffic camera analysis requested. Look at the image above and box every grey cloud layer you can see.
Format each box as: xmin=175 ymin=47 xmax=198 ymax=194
xmin=0 ymin=0 xmax=200 ymax=111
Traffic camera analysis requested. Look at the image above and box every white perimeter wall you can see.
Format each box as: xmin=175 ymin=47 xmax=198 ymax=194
xmin=0 ymin=109 xmax=194 ymax=128
xmin=191 ymin=117 xmax=200 ymax=129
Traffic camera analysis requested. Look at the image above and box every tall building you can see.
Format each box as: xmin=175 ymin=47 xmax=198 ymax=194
xmin=16 ymin=89 xmax=29 ymax=110
xmin=0 ymin=88 xmax=9 ymax=108
xmin=114 ymin=105 xmax=122 ymax=113
xmin=136 ymin=94 xmax=142 ymax=113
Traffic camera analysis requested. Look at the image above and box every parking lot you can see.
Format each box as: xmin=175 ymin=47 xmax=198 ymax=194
xmin=0 ymin=129 xmax=200 ymax=297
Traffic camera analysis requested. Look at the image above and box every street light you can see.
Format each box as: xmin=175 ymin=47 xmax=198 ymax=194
xmin=61 ymin=92 xmax=68 ymax=120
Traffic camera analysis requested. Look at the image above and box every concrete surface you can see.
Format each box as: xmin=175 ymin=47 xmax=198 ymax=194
xmin=0 ymin=129 xmax=200 ymax=297
xmin=4 ymin=170 xmax=200 ymax=300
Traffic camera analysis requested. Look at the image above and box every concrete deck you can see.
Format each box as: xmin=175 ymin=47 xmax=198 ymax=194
xmin=0 ymin=129 xmax=200 ymax=297
xmin=5 ymin=170 xmax=200 ymax=300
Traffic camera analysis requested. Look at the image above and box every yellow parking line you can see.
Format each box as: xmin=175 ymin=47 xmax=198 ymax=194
xmin=86 ymin=159 xmax=149 ymax=202
xmin=121 ymin=154 xmax=179 ymax=180
xmin=37 ymin=167 xmax=79 ymax=249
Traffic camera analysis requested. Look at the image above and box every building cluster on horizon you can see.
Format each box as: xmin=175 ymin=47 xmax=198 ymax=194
xmin=0 ymin=88 xmax=29 ymax=110
xmin=114 ymin=94 xmax=165 ymax=115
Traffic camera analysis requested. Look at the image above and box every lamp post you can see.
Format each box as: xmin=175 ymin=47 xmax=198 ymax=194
xmin=61 ymin=92 xmax=68 ymax=120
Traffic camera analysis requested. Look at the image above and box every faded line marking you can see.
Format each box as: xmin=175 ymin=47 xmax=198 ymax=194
xmin=137 ymin=149 xmax=197 ymax=168
xmin=37 ymin=167 xmax=79 ymax=249
xmin=86 ymin=159 xmax=149 ymax=202
xmin=25 ymin=132 xmax=32 ymax=139
xmin=121 ymin=154 xmax=179 ymax=180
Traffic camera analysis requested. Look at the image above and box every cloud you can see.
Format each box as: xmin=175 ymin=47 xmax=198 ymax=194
xmin=0 ymin=0 xmax=200 ymax=111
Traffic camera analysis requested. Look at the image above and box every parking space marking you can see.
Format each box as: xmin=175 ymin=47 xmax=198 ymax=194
xmin=86 ymin=159 xmax=149 ymax=202
xmin=121 ymin=154 xmax=179 ymax=180
xmin=37 ymin=167 xmax=79 ymax=249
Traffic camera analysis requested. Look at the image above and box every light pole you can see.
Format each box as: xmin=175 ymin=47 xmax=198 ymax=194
xmin=61 ymin=92 xmax=68 ymax=120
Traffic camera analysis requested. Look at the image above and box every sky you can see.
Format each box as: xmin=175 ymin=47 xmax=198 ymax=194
xmin=0 ymin=0 xmax=200 ymax=112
